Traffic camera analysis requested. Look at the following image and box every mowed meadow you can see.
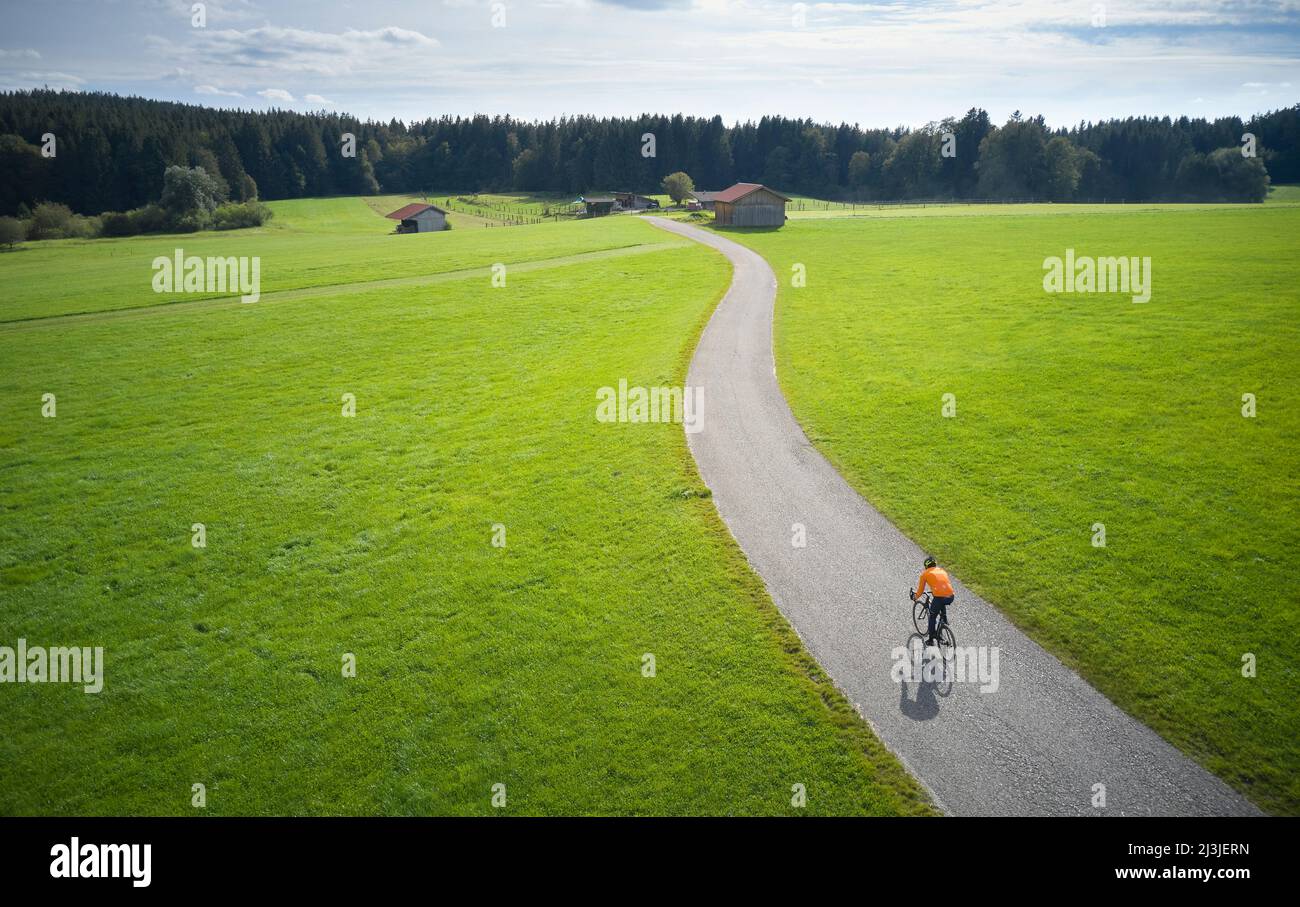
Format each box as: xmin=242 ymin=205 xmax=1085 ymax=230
xmin=723 ymin=203 xmax=1300 ymax=814
xmin=0 ymin=197 xmax=934 ymax=816
xmin=0 ymin=199 xmax=673 ymax=323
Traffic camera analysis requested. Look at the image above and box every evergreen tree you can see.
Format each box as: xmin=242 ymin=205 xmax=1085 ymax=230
xmin=0 ymin=90 xmax=1292 ymax=216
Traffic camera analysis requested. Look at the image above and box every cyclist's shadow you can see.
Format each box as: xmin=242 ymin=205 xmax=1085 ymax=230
xmin=898 ymin=632 xmax=953 ymax=723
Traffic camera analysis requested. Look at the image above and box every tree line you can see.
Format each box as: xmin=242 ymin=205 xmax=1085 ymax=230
xmin=1 ymin=89 xmax=1293 ymax=219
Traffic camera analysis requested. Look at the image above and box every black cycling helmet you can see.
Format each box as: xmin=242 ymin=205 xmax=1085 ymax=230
xmin=923 ymin=555 xmax=937 ymax=568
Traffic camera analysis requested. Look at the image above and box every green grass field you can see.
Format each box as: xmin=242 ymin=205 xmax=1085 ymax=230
xmin=0 ymin=199 xmax=675 ymax=323
xmin=364 ymin=192 xmax=582 ymax=228
xmin=0 ymin=196 xmax=933 ymax=815
xmin=786 ymin=198 xmax=1300 ymax=220
xmin=720 ymin=205 xmax=1300 ymax=814
xmin=1265 ymin=183 xmax=1300 ymax=204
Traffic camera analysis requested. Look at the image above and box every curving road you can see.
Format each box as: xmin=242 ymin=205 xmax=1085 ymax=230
xmin=648 ymin=216 xmax=1260 ymax=816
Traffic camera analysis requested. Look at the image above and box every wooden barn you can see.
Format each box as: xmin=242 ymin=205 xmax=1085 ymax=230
xmin=614 ymin=192 xmax=659 ymax=210
xmin=386 ymin=203 xmax=448 ymax=233
xmin=688 ymin=190 xmax=719 ymax=210
xmin=711 ymin=183 xmax=790 ymax=227
xmin=582 ymin=196 xmax=616 ymax=217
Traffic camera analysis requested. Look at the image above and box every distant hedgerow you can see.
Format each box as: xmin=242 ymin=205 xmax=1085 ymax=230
xmin=212 ymin=201 xmax=273 ymax=230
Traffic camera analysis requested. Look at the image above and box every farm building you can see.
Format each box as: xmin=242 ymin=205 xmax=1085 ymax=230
xmin=711 ymin=183 xmax=790 ymax=227
xmin=386 ymin=203 xmax=448 ymax=233
xmin=614 ymin=192 xmax=659 ymax=210
xmin=688 ymin=190 xmax=719 ymax=210
xmin=582 ymin=196 xmax=617 ymax=217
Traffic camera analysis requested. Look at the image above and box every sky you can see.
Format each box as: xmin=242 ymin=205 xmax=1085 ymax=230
xmin=0 ymin=0 xmax=1297 ymax=128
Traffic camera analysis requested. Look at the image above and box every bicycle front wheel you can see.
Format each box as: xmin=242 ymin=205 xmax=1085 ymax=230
xmin=912 ymin=600 xmax=929 ymax=635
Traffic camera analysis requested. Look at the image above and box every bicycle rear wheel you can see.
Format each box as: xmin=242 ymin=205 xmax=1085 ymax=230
xmin=938 ymin=624 xmax=957 ymax=660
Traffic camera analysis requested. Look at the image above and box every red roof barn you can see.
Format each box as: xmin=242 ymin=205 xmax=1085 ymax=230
xmin=711 ymin=183 xmax=790 ymax=227
xmin=386 ymin=203 xmax=448 ymax=233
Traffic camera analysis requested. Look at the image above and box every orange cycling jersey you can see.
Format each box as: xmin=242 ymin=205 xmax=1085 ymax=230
xmin=916 ymin=566 xmax=954 ymax=598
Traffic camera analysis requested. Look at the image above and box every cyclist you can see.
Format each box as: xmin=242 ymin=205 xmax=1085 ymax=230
xmin=910 ymin=555 xmax=954 ymax=648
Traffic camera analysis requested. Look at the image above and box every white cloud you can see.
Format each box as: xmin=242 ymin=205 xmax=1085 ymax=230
xmin=802 ymin=0 xmax=1297 ymax=29
xmin=196 ymin=83 xmax=244 ymax=96
xmin=0 ymin=48 xmax=42 ymax=61
xmin=0 ymin=70 xmax=85 ymax=92
xmin=30 ymin=0 xmax=1294 ymax=128
xmin=595 ymin=0 xmax=692 ymax=8
xmin=155 ymin=0 xmax=260 ymax=22
xmin=179 ymin=25 xmax=441 ymax=76
xmin=19 ymin=71 xmax=85 ymax=85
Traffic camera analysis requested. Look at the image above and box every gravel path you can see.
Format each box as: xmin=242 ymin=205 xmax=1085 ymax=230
xmin=649 ymin=216 xmax=1260 ymax=816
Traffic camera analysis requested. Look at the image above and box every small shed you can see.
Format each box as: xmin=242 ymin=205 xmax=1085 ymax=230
xmin=688 ymin=190 xmax=719 ymax=211
xmin=583 ymin=196 xmax=616 ymax=217
xmin=386 ymin=203 xmax=448 ymax=233
xmin=614 ymin=192 xmax=658 ymax=210
xmin=711 ymin=183 xmax=790 ymax=227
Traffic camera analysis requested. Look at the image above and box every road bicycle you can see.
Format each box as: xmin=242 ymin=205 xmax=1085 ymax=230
xmin=909 ymin=590 xmax=956 ymax=658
